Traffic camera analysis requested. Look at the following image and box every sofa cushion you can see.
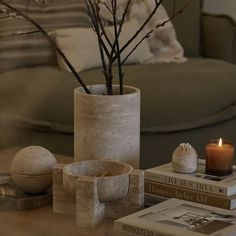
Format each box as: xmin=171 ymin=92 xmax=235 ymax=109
xmin=0 ymin=0 xmax=201 ymax=73
xmin=53 ymin=19 xmax=154 ymax=72
xmin=99 ymin=1 xmax=186 ymax=63
xmin=0 ymin=58 xmax=236 ymax=134
xmin=0 ymin=66 xmax=76 ymax=133
xmin=162 ymin=0 xmax=201 ymax=57
xmin=0 ymin=0 xmax=90 ymax=72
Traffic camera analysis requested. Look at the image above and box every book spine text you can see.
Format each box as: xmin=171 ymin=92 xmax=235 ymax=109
xmin=145 ymin=172 xmax=228 ymax=196
xmin=145 ymin=180 xmax=232 ymax=209
xmin=114 ymin=222 xmax=169 ymax=236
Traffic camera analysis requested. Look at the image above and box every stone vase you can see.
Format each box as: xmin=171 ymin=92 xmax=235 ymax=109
xmin=74 ymin=85 xmax=140 ymax=168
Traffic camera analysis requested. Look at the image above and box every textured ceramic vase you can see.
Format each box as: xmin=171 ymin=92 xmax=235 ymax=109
xmin=74 ymin=85 xmax=140 ymax=168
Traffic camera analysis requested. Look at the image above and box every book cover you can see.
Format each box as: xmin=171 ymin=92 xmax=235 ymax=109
xmin=114 ymin=198 xmax=236 ymax=236
xmin=145 ymin=159 xmax=236 ymax=196
xmin=144 ymin=192 xmax=167 ymax=207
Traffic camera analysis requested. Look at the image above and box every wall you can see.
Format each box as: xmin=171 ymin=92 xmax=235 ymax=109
xmin=203 ymin=0 xmax=236 ymax=21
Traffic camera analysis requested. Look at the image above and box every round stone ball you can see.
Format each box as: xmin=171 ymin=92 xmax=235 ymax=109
xmin=10 ymin=146 xmax=57 ymax=194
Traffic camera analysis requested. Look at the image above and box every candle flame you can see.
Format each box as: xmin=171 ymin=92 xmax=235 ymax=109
xmin=219 ymin=138 xmax=223 ymax=147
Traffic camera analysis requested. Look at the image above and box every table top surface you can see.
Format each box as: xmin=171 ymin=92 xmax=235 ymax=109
xmin=0 ymin=147 xmax=118 ymax=236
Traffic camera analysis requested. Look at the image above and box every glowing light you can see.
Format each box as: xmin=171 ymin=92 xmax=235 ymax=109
xmin=218 ymin=138 xmax=223 ymax=147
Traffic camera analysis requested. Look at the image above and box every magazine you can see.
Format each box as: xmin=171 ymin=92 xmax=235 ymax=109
xmin=114 ymin=198 xmax=236 ymax=236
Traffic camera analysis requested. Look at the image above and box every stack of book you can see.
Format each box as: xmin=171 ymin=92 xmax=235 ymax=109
xmin=144 ymin=159 xmax=236 ymax=209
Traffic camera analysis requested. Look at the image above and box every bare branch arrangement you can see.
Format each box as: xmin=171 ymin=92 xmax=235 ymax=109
xmin=0 ymin=0 xmax=191 ymax=95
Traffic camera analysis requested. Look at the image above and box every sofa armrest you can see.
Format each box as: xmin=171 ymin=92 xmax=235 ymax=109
xmin=202 ymin=13 xmax=236 ymax=64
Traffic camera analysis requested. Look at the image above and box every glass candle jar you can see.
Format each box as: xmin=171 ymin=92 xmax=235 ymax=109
xmin=205 ymin=138 xmax=234 ymax=176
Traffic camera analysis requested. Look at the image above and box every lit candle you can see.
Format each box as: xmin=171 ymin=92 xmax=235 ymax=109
xmin=205 ymin=138 xmax=234 ymax=176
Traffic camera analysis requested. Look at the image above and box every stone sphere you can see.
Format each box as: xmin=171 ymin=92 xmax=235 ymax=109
xmin=10 ymin=146 xmax=57 ymax=194
xmin=172 ymin=143 xmax=198 ymax=174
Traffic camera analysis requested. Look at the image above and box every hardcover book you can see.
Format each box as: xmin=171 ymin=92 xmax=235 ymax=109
xmin=144 ymin=180 xmax=236 ymax=209
xmin=144 ymin=192 xmax=167 ymax=207
xmin=145 ymin=159 xmax=236 ymax=196
xmin=114 ymin=198 xmax=236 ymax=236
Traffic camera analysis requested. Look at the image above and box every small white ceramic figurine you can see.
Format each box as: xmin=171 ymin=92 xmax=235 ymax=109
xmin=172 ymin=143 xmax=198 ymax=174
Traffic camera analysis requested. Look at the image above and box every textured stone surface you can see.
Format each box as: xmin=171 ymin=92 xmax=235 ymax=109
xmin=63 ymin=160 xmax=133 ymax=201
xmin=11 ymin=173 xmax=53 ymax=194
xmin=53 ymin=159 xmax=143 ymax=228
xmin=76 ymin=178 xmax=105 ymax=228
xmin=10 ymin=146 xmax=57 ymax=193
xmin=74 ymin=85 xmax=140 ymax=168
xmin=0 ymin=187 xmax=52 ymax=210
xmin=75 ymin=170 xmax=144 ymax=228
xmin=11 ymin=146 xmax=57 ymax=175
xmin=53 ymin=164 xmax=75 ymax=215
xmin=105 ymin=169 xmax=144 ymax=219
xmin=172 ymin=143 xmax=198 ymax=173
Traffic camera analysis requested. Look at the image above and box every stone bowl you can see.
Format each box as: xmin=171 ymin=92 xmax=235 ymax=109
xmin=63 ymin=160 xmax=133 ymax=202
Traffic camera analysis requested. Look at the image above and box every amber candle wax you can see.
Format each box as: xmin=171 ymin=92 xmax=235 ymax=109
xmin=205 ymin=139 xmax=234 ymax=176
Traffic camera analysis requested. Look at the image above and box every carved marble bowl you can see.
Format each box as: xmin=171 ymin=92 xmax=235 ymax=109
xmin=63 ymin=160 xmax=133 ymax=202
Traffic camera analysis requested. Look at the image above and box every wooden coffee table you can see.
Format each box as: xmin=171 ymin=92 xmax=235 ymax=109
xmin=0 ymin=148 xmax=118 ymax=236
